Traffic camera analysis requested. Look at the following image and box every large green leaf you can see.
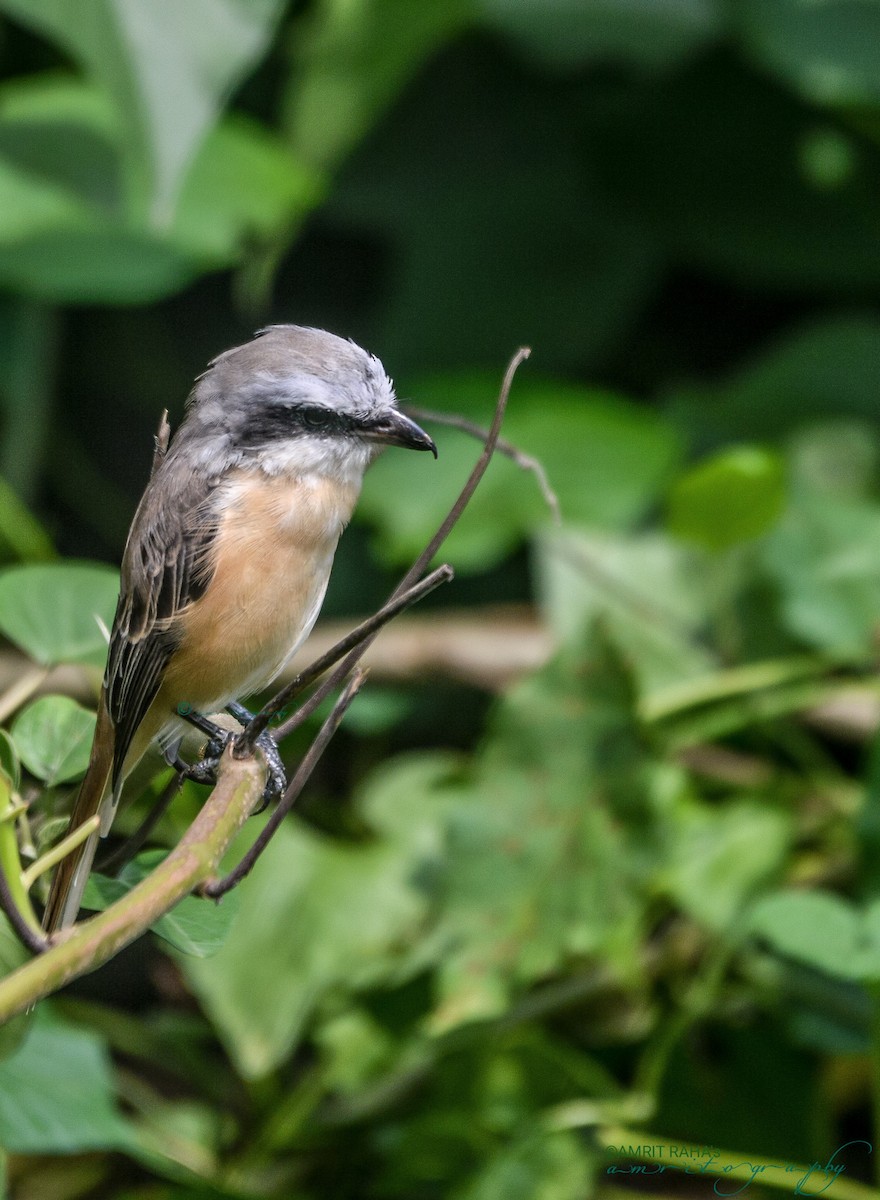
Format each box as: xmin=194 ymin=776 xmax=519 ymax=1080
xmin=285 ymin=0 xmax=471 ymax=172
xmin=0 ymin=152 xmax=92 ymax=246
xmin=11 ymin=695 xmax=96 ymax=785
xmin=0 ymin=71 xmax=122 ymax=214
xmin=749 ymin=891 xmax=880 ymax=983
xmin=0 ymin=561 xmax=117 ymax=666
xmin=666 ymin=446 xmax=787 ymax=552
xmin=0 ymin=226 xmax=195 ymax=305
xmin=762 ymin=493 xmax=880 ymax=657
xmin=742 ymin=0 xmax=880 ymax=106
xmin=171 ymin=116 xmax=321 ymax=266
xmin=0 ymin=0 xmax=285 ymax=221
xmin=83 ymin=850 xmax=240 ymax=958
xmin=0 ymin=1009 xmax=131 ymax=1152
xmin=536 ymin=527 xmax=714 ymax=696
xmin=481 ymin=0 xmax=724 ymax=71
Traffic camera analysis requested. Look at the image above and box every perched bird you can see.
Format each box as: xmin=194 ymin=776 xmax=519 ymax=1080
xmin=43 ymin=325 xmax=436 ymax=931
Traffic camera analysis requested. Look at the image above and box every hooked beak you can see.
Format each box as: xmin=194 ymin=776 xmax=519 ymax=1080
xmin=362 ymin=409 xmax=437 ymax=457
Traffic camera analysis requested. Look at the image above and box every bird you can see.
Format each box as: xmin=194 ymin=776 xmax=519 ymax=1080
xmin=43 ymin=325 xmax=436 ymax=932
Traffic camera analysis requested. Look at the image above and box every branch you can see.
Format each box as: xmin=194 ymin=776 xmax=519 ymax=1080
xmin=205 ymin=669 xmax=366 ymax=898
xmin=0 ymin=347 xmax=532 ymax=1012
xmin=238 ymin=565 xmax=454 ymax=753
xmin=0 ymin=746 xmax=266 ymax=1023
xmin=404 ymin=403 xmax=559 ymax=522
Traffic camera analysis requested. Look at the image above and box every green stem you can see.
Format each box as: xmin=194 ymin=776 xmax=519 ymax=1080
xmin=0 ymin=776 xmax=40 ymax=935
xmin=869 ymin=984 xmax=880 ymax=1192
xmin=0 ymin=747 xmax=266 ymax=1023
xmin=641 ymin=655 xmax=832 ymax=724
xmin=20 ymin=814 xmax=100 ymax=889
xmin=597 ymin=1125 xmax=876 ymax=1200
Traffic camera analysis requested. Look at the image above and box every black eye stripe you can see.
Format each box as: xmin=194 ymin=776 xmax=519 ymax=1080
xmin=292 ymin=403 xmax=364 ymax=434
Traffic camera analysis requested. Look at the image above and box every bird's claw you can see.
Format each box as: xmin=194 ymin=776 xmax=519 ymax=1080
xmin=178 ymin=705 xmax=287 ymax=810
xmin=226 ymin=701 xmax=286 ymax=811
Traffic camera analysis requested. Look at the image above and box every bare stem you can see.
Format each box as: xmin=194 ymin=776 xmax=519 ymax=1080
xmin=241 ymin=565 xmax=453 ymax=752
xmin=404 ymin=402 xmax=559 ymax=521
xmin=205 ymin=670 xmax=365 ymax=899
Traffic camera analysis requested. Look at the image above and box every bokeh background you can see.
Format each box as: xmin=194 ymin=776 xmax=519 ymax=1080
xmin=2 ymin=1 xmax=880 ymax=1197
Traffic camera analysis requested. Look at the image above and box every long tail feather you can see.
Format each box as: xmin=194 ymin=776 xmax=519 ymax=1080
xmin=43 ymin=701 xmax=114 ymax=933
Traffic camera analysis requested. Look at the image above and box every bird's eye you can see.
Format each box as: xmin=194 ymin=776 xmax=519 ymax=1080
xmin=299 ymin=406 xmax=335 ymax=431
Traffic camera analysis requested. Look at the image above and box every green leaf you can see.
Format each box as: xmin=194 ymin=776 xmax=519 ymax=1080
xmin=0 ymin=1009 xmax=131 ymax=1152
xmin=285 ymin=0 xmax=472 ymax=173
xmin=171 ymin=116 xmax=321 ymax=266
xmin=459 ymin=1128 xmax=593 ymax=1200
xmin=0 ymin=475 xmax=54 ymax=561
xmin=0 ymin=917 xmax=29 ymax=1063
xmin=762 ymin=493 xmax=880 ymax=657
xmin=536 ymin=527 xmax=714 ymax=697
xmin=360 ymin=380 xmax=683 ymax=570
xmin=749 ymin=891 xmax=880 ymax=983
xmin=670 ymin=317 xmax=880 ymax=443
xmin=742 ymin=0 xmax=880 ymax=106
xmin=0 ymin=0 xmax=286 ymax=221
xmin=428 ymin=633 xmax=649 ymax=1031
xmin=83 ymin=850 xmax=240 ymax=958
xmin=0 ymin=561 xmax=117 ymax=666
xmin=664 ymin=800 xmax=791 ymax=932
xmin=0 ymin=71 xmax=123 ymax=213
xmin=0 ymin=729 xmax=20 ymax=792
xmin=0 ymin=226 xmax=194 ymax=305
xmin=666 ymin=446 xmax=786 ymax=552
xmin=11 ymin=695 xmax=96 ymax=785
xmin=481 ymin=0 xmax=724 ymax=72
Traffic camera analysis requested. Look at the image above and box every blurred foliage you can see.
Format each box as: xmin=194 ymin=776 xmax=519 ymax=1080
xmin=1 ymin=2 xmax=880 ymax=1199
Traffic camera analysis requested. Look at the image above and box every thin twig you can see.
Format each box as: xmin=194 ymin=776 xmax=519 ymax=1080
xmin=204 ymin=670 xmax=366 ymax=899
xmin=240 ymin=565 xmax=453 ymax=753
xmin=394 ymin=349 xmax=530 ymax=600
xmin=0 ymin=861 xmax=47 ymax=954
xmin=405 ymin=403 xmax=560 ymax=522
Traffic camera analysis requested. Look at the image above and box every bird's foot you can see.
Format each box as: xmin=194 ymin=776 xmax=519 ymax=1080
xmin=227 ymin=702 xmax=287 ymax=811
xmin=176 ymin=706 xmax=286 ymax=809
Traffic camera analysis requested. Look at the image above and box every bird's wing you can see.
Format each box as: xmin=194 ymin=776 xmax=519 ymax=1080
xmin=104 ymin=460 xmax=220 ymax=784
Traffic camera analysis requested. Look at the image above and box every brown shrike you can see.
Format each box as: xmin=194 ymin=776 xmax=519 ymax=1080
xmin=43 ymin=325 xmax=436 ymax=931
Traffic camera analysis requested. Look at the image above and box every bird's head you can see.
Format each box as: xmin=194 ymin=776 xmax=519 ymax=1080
xmin=184 ymin=325 xmax=436 ymax=481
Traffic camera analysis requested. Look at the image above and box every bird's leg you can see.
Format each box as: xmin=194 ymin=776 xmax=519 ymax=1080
xmin=226 ymin=702 xmax=286 ymax=809
xmin=175 ymin=708 xmax=233 ymax=785
xmin=176 ymin=705 xmax=286 ymax=810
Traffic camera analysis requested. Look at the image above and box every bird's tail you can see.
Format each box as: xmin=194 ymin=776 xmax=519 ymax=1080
xmin=42 ymin=700 xmax=115 ymax=933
